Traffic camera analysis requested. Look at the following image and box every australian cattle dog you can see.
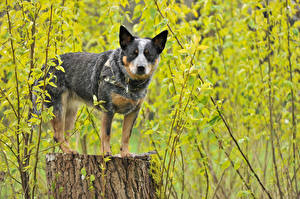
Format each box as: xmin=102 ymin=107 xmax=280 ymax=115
xmin=43 ymin=26 xmax=168 ymax=157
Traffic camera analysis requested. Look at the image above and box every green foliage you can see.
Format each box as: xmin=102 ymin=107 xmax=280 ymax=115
xmin=0 ymin=0 xmax=299 ymax=198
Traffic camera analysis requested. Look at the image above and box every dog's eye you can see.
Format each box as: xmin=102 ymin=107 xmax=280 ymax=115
xmin=144 ymin=49 xmax=149 ymax=56
xmin=134 ymin=49 xmax=138 ymax=55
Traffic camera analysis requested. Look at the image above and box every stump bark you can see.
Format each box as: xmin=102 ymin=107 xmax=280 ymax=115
xmin=46 ymin=152 xmax=158 ymax=199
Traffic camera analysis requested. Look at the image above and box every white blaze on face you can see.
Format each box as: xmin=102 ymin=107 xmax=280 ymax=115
xmin=131 ymin=39 xmax=151 ymax=75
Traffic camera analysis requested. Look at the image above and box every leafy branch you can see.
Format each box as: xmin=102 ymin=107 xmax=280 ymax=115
xmin=285 ymin=0 xmax=298 ymax=197
xmin=31 ymin=4 xmax=53 ymax=198
xmin=153 ymin=0 xmax=272 ymax=198
xmin=265 ymin=0 xmax=283 ymax=198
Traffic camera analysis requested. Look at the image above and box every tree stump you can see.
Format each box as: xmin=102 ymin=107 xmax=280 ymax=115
xmin=46 ymin=152 xmax=158 ymax=199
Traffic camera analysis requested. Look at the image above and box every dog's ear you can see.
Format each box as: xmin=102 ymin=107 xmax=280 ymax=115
xmin=152 ymin=30 xmax=168 ymax=54
xmin=119 ymin=25 xmax=134 ymax=50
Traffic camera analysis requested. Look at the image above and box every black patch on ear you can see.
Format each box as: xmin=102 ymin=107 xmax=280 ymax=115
xmin=119 ymin=25 xmax=135 ymax=50
xmin=152 ymin=30 xmax=168 ymax=54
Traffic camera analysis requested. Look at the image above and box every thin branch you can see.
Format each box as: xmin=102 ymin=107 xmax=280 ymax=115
xmin=213 ymin=14 xmax=227 ymax=74
xmin=179 ymin=146 xmax=185 ymax=199
xmin=5 ymin=1 xmax=30 ymax=197
xmin=0 ymin=139 xmax=19 ymax=161
xmin=211 ymin=169 xmax=226 ymax=199
xmin=163 ymin=48 xmax=197 ymax=196
xmin=286 ymin=0 xmax=298 ymax=196
xmin=209 ymin=95 xmax=269 ymax=198
xmin=149 ymin=134 xmax=179 ymax=199
xmin=194 ymin=137 xmax=209 ymax=199
xmin=1 ymin=151 xmax=21 ymax=186
xmin=22 ymin=1 xmax=41 ymax=185
xmin=212 ymin=129 xmax=256 ymax=199
xmin=154 ymin=1 xmax=272 ymax=198
xmin=86 ymin=107 xmax=101 ymax=141
xmin=0 ymin=88 xmax=18 ymax=118
xmin=31 ymin=4 xmax=53 ymax=198
xmin=265 ymin=0 xmax=283 ymax=198
xmin=5 ymin=0 xmax=20 ymax=121
xmin=203 ymin=138 xmax=228 ymax=199
xmin=1 ymin=152 xmax=18 ymax=199
xmin=153 ymin=0 xmax=184 ymax=49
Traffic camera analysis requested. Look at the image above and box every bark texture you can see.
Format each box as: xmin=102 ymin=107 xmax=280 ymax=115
xmin=46 ymin=152 xmax=157 ymax=199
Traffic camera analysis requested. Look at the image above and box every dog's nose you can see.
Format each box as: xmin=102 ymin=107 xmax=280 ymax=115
xmin=137 ymin=66 xmax=145 ymax=74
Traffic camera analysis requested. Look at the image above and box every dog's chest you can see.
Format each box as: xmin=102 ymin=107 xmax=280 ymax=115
xmin=111 ymin=92 xmax=143 ymax=114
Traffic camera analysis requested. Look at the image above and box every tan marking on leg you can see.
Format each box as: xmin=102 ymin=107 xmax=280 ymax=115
xmin=65 ymin=106 xmax=78 ymax=133
xmin=51 ymin=92 xmax=77 ymax=154
xmin=64 ymin=104 xmax=78 ymax=154
xmin=51 ymin=115 xmax=64 ymax=143
xmin=100 ymin=112 xmax=114 ymax=155
xmin=51 ymin=115 xmax=75 ymax=153
xmin=121 ymin=110 xmax=139 ymax=157
xmin=121 ymin=99 xmax=143 ymax=157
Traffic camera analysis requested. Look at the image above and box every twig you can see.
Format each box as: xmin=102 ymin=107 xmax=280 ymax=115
xmin=265 ymin=0 xmax=283 ymax=198
xmin=209 ymin=95 xmax=266 ymax=198
xmin=21 ymin=1 xmax=41 ymax=190
xmin=154 ymin=0 xmax=272 ymax=198
xmin=5 ymin=0 xmax=29 ymax=197
xmin=286 ymin=0 xmax=298 ymax=196
xmin=31 ymin=4 xmax=53 ymax=198
xmin=212 ymin=169 xmax=226 ymax=199
xmin=5 ymin=0 xmax=19 ymax=121
xmin=203 ymin=139 xmax=228 ymax=199
xmin=194 ymin=137 xmax=209 ymax=199
xmin=0 ymin=139 xmax=19 ymax=161
xmin=167 ymin=148 xmax=178 ymax=199
xmin=0 ymin=88 xmax=18 ymax=118
xmin=210 ymin=129 xmax=256 ymax=198
xmin=179 ymin=146 xmax=185 ymax=199
xmin=0 ymin=151 xmax=21 ymax=186
xmin=153 ymin=0 xmax=184 ymax=49
xmin=86 ymin=107 xmax=101 ymax=141
xmin=213 ymin=13 xmax=227 ymax=74
xmin=1 ymin=151 xmax=18 ymax=199
xmin=163 ymin=49 xmax=197 ymax=198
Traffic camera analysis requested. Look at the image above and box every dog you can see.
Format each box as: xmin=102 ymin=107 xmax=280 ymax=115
xmin=43 ymin=25 xmax=168 ymax=157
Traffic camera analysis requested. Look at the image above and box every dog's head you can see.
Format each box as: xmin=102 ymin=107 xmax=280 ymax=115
xmin=119 ymin=25 xmax=168 ymax=80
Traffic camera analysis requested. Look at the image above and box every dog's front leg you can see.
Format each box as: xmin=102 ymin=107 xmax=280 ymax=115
xmin=121 ymin=108 xmax=140 ymax=157
xmin=100 ymin=112 xmax=114 ymax=156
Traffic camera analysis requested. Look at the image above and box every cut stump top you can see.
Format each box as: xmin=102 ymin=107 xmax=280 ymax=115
xmin=46 ymin=151 xmax=158 ymax=199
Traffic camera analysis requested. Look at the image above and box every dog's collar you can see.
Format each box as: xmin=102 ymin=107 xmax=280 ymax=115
xmin=103 ymin=76 xmax=149 ymax=93
xmin=103 ymin=76 xmax=130 ymax=93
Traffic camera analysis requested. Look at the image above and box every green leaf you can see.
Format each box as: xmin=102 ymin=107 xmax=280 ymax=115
xmin=221 ymin=158 xmax=230 ymax=170
xmin=81 ymin=168 xmax=87 ymax=177
xmin=56 ymin=65 xmax=65 ymax=72
xmin=208 ymin=115 xmax=221 ymax=126
xmin=90 ymin=174 xmax=95 ymax=182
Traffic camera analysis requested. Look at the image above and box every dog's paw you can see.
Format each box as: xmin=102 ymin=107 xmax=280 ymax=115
xmin=60 ymin=144 xmax=78 ymax=154
xmin=121 ymin=151 xmax=132 ymax=158
xmin=105 ymin=152 xmax=112 ymax=157
xmin=70 ymin=149 xmax=79 ymax=154
xmin=100 ymin=151 xmax=112 ymax=157
xmin=62 ymin=148 xmax=78 ymax=154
